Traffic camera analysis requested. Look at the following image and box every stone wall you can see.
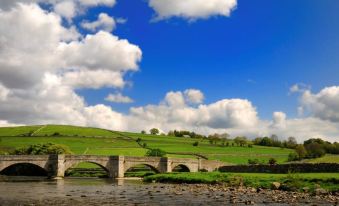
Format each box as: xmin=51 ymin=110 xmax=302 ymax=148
xmin=218 ymin=163 xmax=339 ymax=173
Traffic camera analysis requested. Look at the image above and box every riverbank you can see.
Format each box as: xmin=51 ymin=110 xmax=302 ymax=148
xmin=0 ymin=177 xmax=338 ymax=206
xmin=144 ymin=172 xmax=339 ymax=193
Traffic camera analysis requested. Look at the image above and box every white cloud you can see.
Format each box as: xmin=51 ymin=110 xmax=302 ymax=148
xmin=62 ymin=70 xmax=125 ymax=89
xmin=105 ymin=93 xmax=134 ymax=103
xmin=148 ymin=0 xmax=237 ymax=21
xmin=184 ymin=89 xmax=204 ymax=104
xmin=0 ymin=2 xmax=140 ymax=130
xmin=271 ymin=111 xmax=287 ymax=129
xmin=289 ymin=83 xmax=311 ymax=94
xmin=81 ymin=13 xmax=116 ymax=32
xmin=59 ymin=31 xmax=142 ymax=73
xmin=54 ymin=1 xmax=76 ymax=20
xmin=301 ymin=86 xmax=339 ymax=122
xmin=0 ymin=0 xmax=116 ymax=20
xmin=164 ymin=91 xmax=186 ymax=107
xmin=83 ymin=104 xmax=126 ymax=130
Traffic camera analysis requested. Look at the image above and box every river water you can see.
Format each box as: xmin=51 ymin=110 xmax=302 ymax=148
xmin=0 ymin=176 xmax=337 ymax=206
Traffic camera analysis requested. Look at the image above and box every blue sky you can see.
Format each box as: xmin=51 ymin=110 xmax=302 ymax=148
xmin=0 ymin=0 xmax=339 ymax=141
xmin=78 ymin=0 xmax=339 ymax=118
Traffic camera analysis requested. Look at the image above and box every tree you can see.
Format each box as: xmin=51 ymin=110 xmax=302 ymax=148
xmin=234 ymin=136 xmax=247 ymax=147
xmin=141 ymin=130 xmax=146 ymax=134
xmin=305 ymin=142 xmax=326 ymax=158
xmin=193 ymin=141 xmax=199 ymax=146
xmin=295 ymin=144 xmax=307 ymax=159
xmin=268 ymin=158 xmax=277 ymax=165
xmin=149 ymin=128 xmax=160 ymax=135
xmin=287 ymin=137 xmax=298 ymax=149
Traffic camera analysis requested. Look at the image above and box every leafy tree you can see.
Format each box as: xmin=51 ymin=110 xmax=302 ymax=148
xmin=286 ymin=137 xmax=298 ymax=149
xmin=305 ymin=142 xmax=326 ymax=158
xmin=268 ymin=158 xmax=277 ymax=165
xmin=295 ymin=144 xmax=307 ymax=159
xmin=12 ymin=143 xmax=72 ymax=155
xmin=288 ymin=152 xmax=299 ymax=161
xmin=149 ymin=128 xmax=160 ymax=135
xmin=193 ymin=141 xmax=199 ymax=146
xmin=141 ymin=130 xmax=146 ymax=134
xmin=234 ymin=136 xmax=247 ymax=147
xmin=145 ymin=148 xmax=166 ymax=157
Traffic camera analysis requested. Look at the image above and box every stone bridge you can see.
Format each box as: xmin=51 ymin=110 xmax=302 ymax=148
xmin=0 ymin=155 xmax=224 ymax=178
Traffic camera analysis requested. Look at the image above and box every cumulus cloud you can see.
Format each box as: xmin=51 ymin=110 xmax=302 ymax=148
xmin=0 ymin=0 xmax=116 ymax=19
xmin=105 ymin=93 xmax=134 ymax=103
xmin=54 ymin=1 xmax=76 ymax=20
xmin=300 ymin=86 xmax=339 ymax=122
xmin=148 ymin=0 xmax=237 ymax=21
xmin=0 ymin=2 xmax=140 ymax=130
xmin=81 ymin=13 xmax=116 ymax=32
xmin=59 ymin=31 xmax=142 ymax=73
xmin=130 ymin=91 xmax=258 ymax=132
xmin=271 ymin=112 xmax=287 ymax=129
xmin=184 ymin=89 xmax=204 ymax=104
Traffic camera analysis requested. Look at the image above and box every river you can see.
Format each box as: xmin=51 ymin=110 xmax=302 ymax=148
xmin=0 ymin=176 xmax=337 ymax=205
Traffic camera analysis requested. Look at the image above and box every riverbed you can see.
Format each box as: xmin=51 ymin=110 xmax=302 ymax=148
xmin=0 ymin=177 xmax=337 ymax=205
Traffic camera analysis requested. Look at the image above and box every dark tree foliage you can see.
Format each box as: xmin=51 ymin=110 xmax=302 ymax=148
xmin=12 ymin=143 xmax=72 ymax=155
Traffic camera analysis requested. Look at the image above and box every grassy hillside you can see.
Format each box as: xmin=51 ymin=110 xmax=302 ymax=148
xmin=0 ymin=125 xmax=300 ymax=164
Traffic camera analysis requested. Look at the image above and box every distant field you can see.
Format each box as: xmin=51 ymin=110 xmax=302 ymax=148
xmin=304 ymin=154 xmax=339 ymax=163
xmin=0 ymin=124 xmax=319 ymax=165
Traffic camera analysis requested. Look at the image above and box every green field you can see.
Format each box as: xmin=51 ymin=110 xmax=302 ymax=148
xmin=0 ymin=125 xmax=336 ymax=165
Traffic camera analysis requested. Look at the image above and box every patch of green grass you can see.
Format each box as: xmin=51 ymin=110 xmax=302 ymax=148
xmin=0 ymin=126 xmax=41 ymax=136
xmin=34 ymin=125 xmax=117 ymax=137
xmin=305 ymin=155 xmax=339 ymax=163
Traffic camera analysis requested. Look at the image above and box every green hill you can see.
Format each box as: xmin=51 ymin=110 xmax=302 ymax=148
xmin=0 ymin=124 xmax=299 ymax=164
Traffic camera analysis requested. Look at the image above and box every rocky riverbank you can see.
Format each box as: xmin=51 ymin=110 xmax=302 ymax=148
xmin=0 ymin=179 xmax=338 ymax=206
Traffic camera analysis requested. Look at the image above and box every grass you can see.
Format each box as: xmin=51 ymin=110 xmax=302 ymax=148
xmin=144 ymin=172 xmax=339 ymax=192
xmin=305 ymin=154 xmax=339 ymax=163
xmin=0 ymin=124 xmax=336 ymax=165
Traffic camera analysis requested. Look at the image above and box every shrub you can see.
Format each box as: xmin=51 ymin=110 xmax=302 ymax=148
xmin=193 ymin=141 xmax=199 ymax=146
xmin=268 ymin=158 xmax=277 ymax=165
xmin=288 ymin=152 xmax=299 ymax=162
xmin=136 ymin=138 xmax=142 ymax=143
xmin=145 ymin=148 xmax=166 ymax=157
xmin=248 ymin=158 xmax=260 ymax=165
xmin=142 ymin=143 xmax=147 ymax=148
xmin=12 ymin=143 xmax=72 ymax=155
xmin=52 ymin=132 xmax=61 ymax=136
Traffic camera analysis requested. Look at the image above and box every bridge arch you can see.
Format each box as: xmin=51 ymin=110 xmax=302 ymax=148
xmin=0 ymin=163 xmax=48 ymax=176
xmin=64 ymin=161 xmax=109 ymax=173
xmin=124 ymin=163 xmax=160 ymax=174
xmin=172 ymin=164 xmax=191 ymax=172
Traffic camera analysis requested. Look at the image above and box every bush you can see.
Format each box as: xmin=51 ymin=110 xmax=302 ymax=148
xmin=52 ymin=132 xmax=61 ymax=136
xmin=268 ymin=158 xmax=277 ymax=165
xmin=248 ymin=158 xmax=260 ymax=165
xmin=11 ymin=143 xmax=72 ymax=155
xmin=142 ymin=143 xmax=147 ymax=148
xmin=145 ymin=148 xmax=166 ymax=157
xmin=193 ymin=141 xmax=199 ymax=146
xmin=288 ymin=152 xmax=299 ymax=162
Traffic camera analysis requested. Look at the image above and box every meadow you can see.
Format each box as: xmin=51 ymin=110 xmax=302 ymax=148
xmin=0 ymin=125 xmax=337 ymax=165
